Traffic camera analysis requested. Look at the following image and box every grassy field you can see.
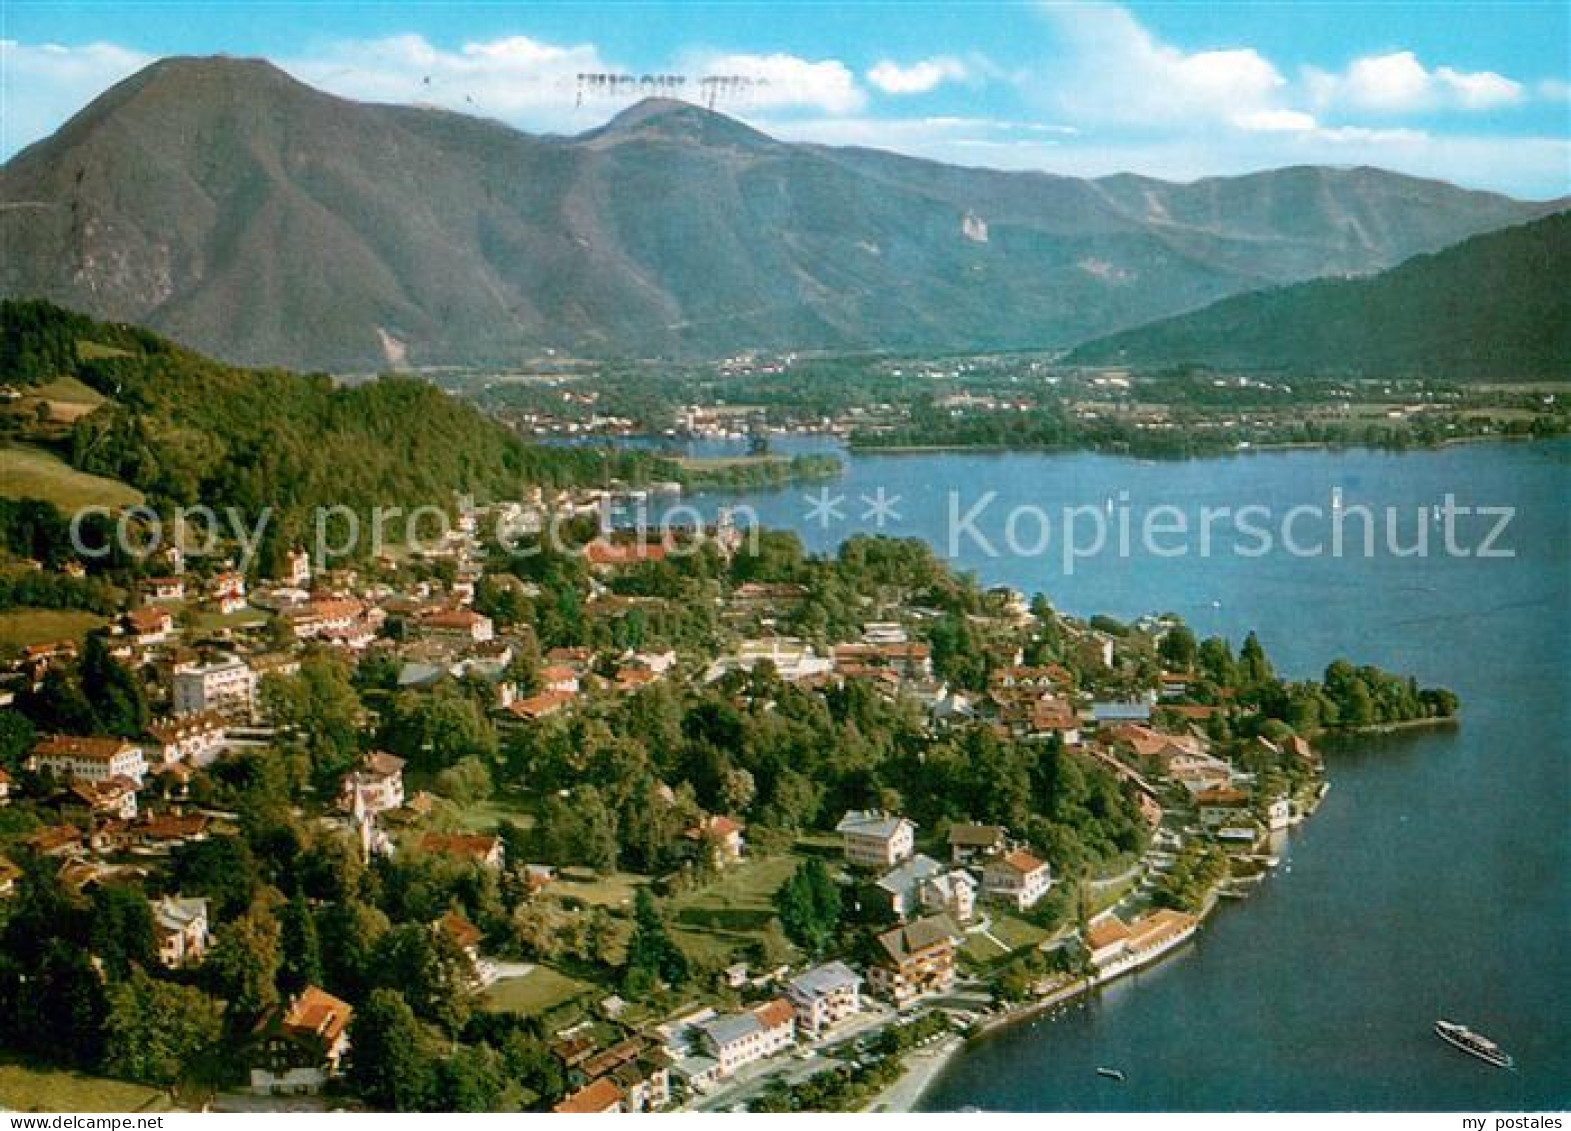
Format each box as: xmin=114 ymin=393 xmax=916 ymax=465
xmin=75 ymin=340 xmax=133 ymax=363
xmin=191 ymin=607 xmax=269 ymax=632
xmin=960 ymin=907 xmax=1053 ymax=968
xmin=32 ymin=373 xmax=107 ymax=406
xmin=552 ymin=869 xmax=648 ymax=909
xmin=960 ymin=931 xmax=1010 ymax=964
xmin=0 ymin=608 xmax=108 ymax=648
xmin=8 ymin=374 xmax=108 ymax=428
xmin=0 ymin=1061 xmax=173 ymax=1113
xmin=989 ymin=909 xmax=1051 ymax=951
xmin=481 ymin=966 xmax=592 ymax=1017
xmin=667 ymin=854 xmax=801 ymax=966
xmin=0 ymin=445 xmax=142 ymax=511
xmin=452 ymin=791 xmax=539 ymax=835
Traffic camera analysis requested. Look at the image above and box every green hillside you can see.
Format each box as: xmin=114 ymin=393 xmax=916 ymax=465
xmin=1 ymin=300 xmax=685 ymax=569
xmin=1067 ymin=211 xmax=1571 ymax=380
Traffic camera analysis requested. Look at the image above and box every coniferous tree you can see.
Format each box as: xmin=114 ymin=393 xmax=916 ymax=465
xmin=278 ymin=893 xmax=324 ymax=994
xmin=348 ymin=989 xmax=436 ymax=1111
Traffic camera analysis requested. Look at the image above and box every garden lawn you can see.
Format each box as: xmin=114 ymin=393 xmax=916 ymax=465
xmin=667 ymin=854 xmax=802 ymax=967
xmin=452 ymin=792 xmax=539 ymax=835
xmin=0 ymin=1061 xmax=173 ymax=1113
xmin=988 ymin=909 xmax=1051 ymax=952
xmin=551 ymin=869 xmax=648 ymax=909
xmin=481 ymin=966 xmax=592 ymax=1017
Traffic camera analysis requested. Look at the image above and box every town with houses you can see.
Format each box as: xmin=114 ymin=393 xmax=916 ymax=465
xmin=0 ymin=484 xmax=1333 ymax=1113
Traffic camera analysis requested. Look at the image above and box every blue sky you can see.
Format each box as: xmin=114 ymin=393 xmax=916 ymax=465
xmin=3 ymin=1 xmax=1568 ymax=196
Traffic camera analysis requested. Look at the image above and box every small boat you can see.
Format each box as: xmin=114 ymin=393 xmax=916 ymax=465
xmin=1096 ymin=1067 xmax=1126 ymax=1082
xmin=1435 ymin=1019 xmax=1514 ymax=1069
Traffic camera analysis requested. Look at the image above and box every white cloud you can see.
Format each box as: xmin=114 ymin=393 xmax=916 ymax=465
xmin=0 ymin=33 xmax=869 ymax=157
xmin=281 ymin=33 xmax=610 ymax=130
xmin=1306 ymin=51 xmax=1524 ymax=114
xmin=1233 ymin=109 xmax=1318 ymax=133
xmin=678 ymin=51 xmax=865 ymax=115
xmin=284 ymin=38 xmax=866 ymax=130
xmin=1035 ymin=4 xmax=1291 ymax=127
xmin=1030 ymin=4 xmax=1533 ymax=140
xmin=1540 ymin=77 xmax=1571 ymax=102
xmin=0 ymin=39 xmax=154 ymax=154
xmin=1435 ymin=66 xmax=1524 ymax=109
xmin=867 ymin=56 xmax=968 ymax=95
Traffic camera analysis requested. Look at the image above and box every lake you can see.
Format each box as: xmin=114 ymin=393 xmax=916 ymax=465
xmin=660 ymin=437 xmax=1570 ymax=1111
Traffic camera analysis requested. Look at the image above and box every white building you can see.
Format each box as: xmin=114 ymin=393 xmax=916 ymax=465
xmin=143 ymin=577 xmax=185 ymax=603
xmin=341 ymin=751 xmax=405 ymax=815
xmin=152 ymin=895 xmax=210 ymax=967
xmin=875 ymin=853 xmax=946 ymax=920
xmin=785 ymin=962 xmax=862 ymax=1038
xmin=173 ymin=656 xmax=257 ymax=716
xmin=704 ymin=638 xmax=834 ymax=684
xmin=282 ymin=548 xmax=312 ymax=588
xmin=146 ymin=713 xmax=229 ymax=768
xmin=32 ymin=736 xmax=147 ymax=785
xmin=982 ymin=849 xmax=1053 ymax=912
xmin=919 ymin=868 xmax=978 ymax=925
xmin=697 ymin=998 xmax=796 ymax=1076
xmin=835 ymin=810 xmax=916 ymax=870
xmin=210 ymin=570 xmax=247 ymax=614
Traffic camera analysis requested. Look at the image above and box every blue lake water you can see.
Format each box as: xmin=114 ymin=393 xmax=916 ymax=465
xmin=660 ymin=437 xmax=1570 ymax=1111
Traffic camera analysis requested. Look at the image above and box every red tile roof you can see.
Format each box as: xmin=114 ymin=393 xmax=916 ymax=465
xmin=281 ymin=986 xmax=353 ymax=1046
xmin=553 ymin=1077 xmax=624 ymax=1114
xmin=33 ymin=735 xmax=140 ymax=762
xmin=585 ymin=540 xmax=667 ymax=566
xmin=125 ymin=607 xmax=172 ymax=633
xmin=997 ymin=849 xmax=1047 ymax=875
xmin=422 ymin=608 xmax=488 ymax=629
xmin=752 ymin=996 xmax=795 ymax=1031
xmin=420 ymin=833 xmax=501 ymax=864
xmin=1085 ymin=915 xmax=1132 ymax=951
xmin=507 ymin=689 xmax=576 ymax=720
xmin=1196 ymin=786 xmax=1250 ymax=807
xmin=438 ymin=909 xmax=484 ymax=952
xmin=136 ymin=812 xmax=210 ymax=841
xmin=362 ymin=750 xmax=405 ymax=777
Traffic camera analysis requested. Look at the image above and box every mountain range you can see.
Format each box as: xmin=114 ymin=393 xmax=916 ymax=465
xmin=1067 ymin=210 xmax=1571 ymax=379
xmin=1 ymin=55 xmax=1563 ymax=371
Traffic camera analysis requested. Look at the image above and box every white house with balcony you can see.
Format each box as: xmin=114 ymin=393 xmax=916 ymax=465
xmin=835 ymin=809 xmax=916 ymax=870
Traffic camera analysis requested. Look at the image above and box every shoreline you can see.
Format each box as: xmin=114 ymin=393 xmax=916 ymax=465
xmin=864 ymin=1033 xmax=968 ymax=1113
xmin=871 ymin=888 xmax=1230 ymax=1112
xmin=846 ymin=433 xmax=1554 ymax=460
xmin=1310 ymin=715 xmax=1460 ymax=742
